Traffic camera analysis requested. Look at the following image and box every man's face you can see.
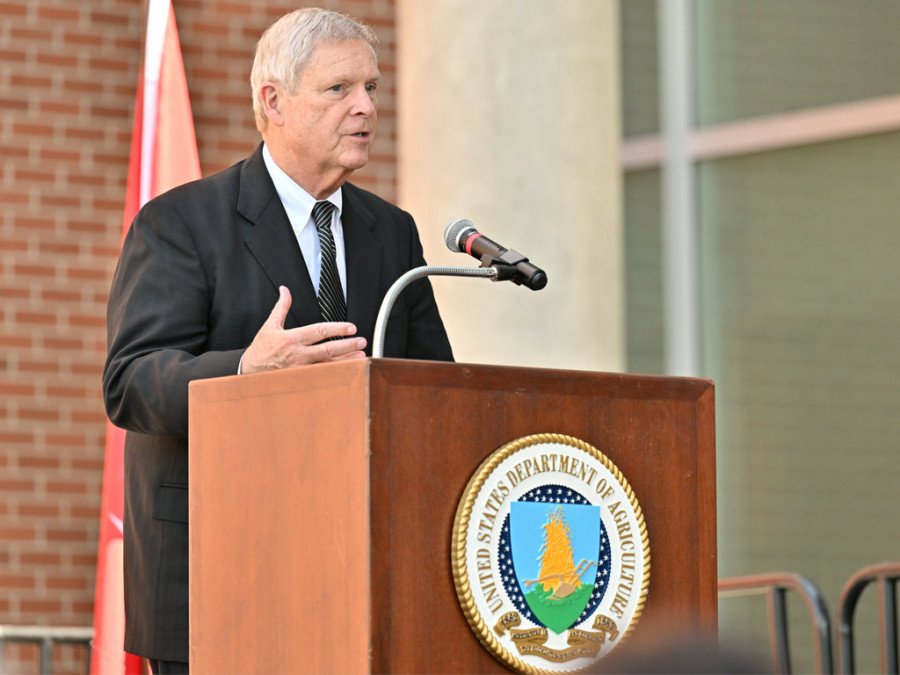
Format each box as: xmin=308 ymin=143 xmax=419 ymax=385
xmin=272 ymin=39 xmax=380 ymax=195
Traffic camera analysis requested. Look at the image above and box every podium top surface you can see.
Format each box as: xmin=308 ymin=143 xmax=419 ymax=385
xmin=189 ymin=357 xmax=713 ymax=406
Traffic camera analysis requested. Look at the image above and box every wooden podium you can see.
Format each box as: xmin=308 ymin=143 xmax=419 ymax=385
xmin=188 ymin=359 xmax=716 ymax=673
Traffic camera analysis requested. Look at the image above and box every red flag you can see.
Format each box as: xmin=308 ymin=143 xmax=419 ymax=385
xmin=92 ymin=1 xmax=200 ymax=672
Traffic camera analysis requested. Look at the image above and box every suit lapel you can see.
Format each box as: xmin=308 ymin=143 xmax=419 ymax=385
xmin=342 ymin=185 xmax=384 ymax=339
xmin=238 ymin=145 xmax=321 ymax=329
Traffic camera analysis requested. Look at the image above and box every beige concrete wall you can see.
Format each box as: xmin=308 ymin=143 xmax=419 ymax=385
xmin=396 ymin=0 xmax=624 ymax=372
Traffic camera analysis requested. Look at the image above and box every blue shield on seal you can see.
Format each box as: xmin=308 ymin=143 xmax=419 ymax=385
xmin=509 ymin=500 xmax=601 ymax=634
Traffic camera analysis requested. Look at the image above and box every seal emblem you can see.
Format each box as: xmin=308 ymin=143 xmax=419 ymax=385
xmin=452 ymin=433 xmax=649 ymax=673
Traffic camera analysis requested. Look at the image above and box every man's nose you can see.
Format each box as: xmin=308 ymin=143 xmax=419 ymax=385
xmin=350 ymin=86 xmax=376 ymax=116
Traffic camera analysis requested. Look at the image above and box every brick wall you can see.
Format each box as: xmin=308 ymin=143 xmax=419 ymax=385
xmin=1 ymin=0 xmax=396 ymax=669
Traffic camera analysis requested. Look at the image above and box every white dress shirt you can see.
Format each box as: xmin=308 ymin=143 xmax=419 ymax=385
xmin=261 ymin=143 xmax=347 ymax=298
xmin=238 ymin=145 xmax=349 ymax=375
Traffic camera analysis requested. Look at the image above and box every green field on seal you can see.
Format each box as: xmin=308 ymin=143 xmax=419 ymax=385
xmin=524 ymin=583 xmax=595 ymax=634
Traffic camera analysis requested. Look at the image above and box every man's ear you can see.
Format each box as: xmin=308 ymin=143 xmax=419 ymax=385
xmin=259 ymin=83 xmax=285 ymax=127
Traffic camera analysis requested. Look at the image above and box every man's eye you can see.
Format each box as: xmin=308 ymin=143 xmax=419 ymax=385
xmin=330 ymin=85 xmax=344 ymax=93
xmin=365 ymin=83 xmax=377 ymax=93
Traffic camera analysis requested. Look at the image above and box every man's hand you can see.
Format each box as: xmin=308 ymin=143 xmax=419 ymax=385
xmin=241 ymin=286 xmax=367 ymax=374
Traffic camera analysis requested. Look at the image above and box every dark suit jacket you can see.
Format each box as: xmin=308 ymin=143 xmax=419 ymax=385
xmin=102 ymin=144 xmax=452 ymax=662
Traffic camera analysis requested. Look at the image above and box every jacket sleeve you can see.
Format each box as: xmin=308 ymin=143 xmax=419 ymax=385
xmin=102 ymin=195 xmax=243 ymax=438
xmin=398 ymin=211 xmax=455 ymax=362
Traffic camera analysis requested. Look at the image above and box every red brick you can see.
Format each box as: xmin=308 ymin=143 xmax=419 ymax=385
xmin=62 ymin=32 xmax=103 ymax=47
xmin=0 ymin=95 xmax=28 ymax=110
xmin=46 ymin=481 xmax=88 ymax=495
xmin=0 ymin=48 xmax=27 ymax=63
xmin=69 ymin=173 xmax=107 ymax=187
xmin=41 ymin=289 xmax=81 ymax=302
xmin=71 ymin=504 xmax=102 ymax=518
xmin=72 ymin=409 xmax=106 ymax=424
xmin=113 ymin=36 xmax=141 ymax=51
xmin=0 ymin=382 xmax=36 ymax=395
xmin=63 ymin=124 xmax=105 ymax=140
xmin=72 ymin=554 xmax=98 ymax=567
xmin=39 ymin=145 xmax=81 ymax=161
xmin=192 ymin=21 xmax=231 ymax=37
xmin=18 ymin=502 xmax=61 ymax=518
xmin=13 ymin=168 xmax=56 ymax=184
xmin=15 ymin=311 xmax=58 ymax=325
xmin=88 ymin=57 xmax=131 ymax=73
xmin=0 ymin=190 xmax=29 ymax=204
xmin=69 ymin=219 xmax=109 ymax=233
xmin=37 ymin=5 xmax=79 ymax=21
xmin=10 ymin=74 xmax=53 ymax=89
xmin=0 ymin=334 xmax=32 ymax=349
xmin=3 ymin=287 xmax=30 ymax=305
xmin=46 ymin=576 xmax=89 ymax=590
xmin=43 ymin=337 xmax=86 ymax=350
xmin=72 ymin=362 xmax=103 ymax=376
xmin=91 ymin=244 xmax=122 ymax=257
xmin=15 ymin=216 xmax=55 ymax=229
xmin=46 ymin=434 xmax=88 ymax=447
xmin=215 ymin=2 xmax=256 ymax=15
xmin=47 ymin=385 xmax=88 ymax=398
xmin=36 ymin=53 xmax=77 ymax=69
xmin=19 ymin=408 xmax=61 ymax=422
xmin=0 ymin=526 xmax=37 ymax=539
xmin=20 ymin=551 xmax=63 ymax=566
xmin=0 ymin=234 xmax=28 ymax=251
xmin=0 ymin=432 xmax=35 ymax=445
xmin=0 ymin=2 xmax=28 ymax=16
xmin=17 ymin=360 xmax=60 ymax=373
xmin=90 ymin=10 xmax=130 ymax=26
xmin=20 ymin=600 xmax=63 ymax=614
xmin=47 ymin=528 xmax=91 ymax=543
xmin=10 ymin=25 xmax=53 ymax=42
xmin=68 ymin=312 xmax=106 ymax=326
xmin=43 ymin=193 xmax=81 ymax=208
xmin=18 ymin=454 xmax=61 ymax=469
xmin=14 ymin=263 xmax=57 ymax=277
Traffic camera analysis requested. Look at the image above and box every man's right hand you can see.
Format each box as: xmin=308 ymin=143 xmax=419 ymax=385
xmin=240 ymin=286 xmax=367 ymax=374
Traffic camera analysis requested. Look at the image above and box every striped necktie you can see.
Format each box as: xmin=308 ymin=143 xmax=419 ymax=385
xmin=311 ymin=200 xmax=346 ymax=323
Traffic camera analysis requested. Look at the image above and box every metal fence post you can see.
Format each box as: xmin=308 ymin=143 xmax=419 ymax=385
xmin=720 ymin=572 xmax=834 ymax=674
xmin=837 ymin=562 xmax=900 ymax=675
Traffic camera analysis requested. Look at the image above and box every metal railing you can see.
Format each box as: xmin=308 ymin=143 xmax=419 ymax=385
xmin=0 ymin=625 xmax=93 ymax=675
xmin=837 ymin=562 xmax=900 ymax=674
xmin=719 ymin=571 xmax=834 ymax=674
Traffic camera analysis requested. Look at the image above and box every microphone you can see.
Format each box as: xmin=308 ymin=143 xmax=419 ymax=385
xmin=443 ymin=219 xmax=548 ymax=291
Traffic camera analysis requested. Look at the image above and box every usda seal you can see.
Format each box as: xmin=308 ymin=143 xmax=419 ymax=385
xmin=451 ymin=433 xmax=650 ymax=673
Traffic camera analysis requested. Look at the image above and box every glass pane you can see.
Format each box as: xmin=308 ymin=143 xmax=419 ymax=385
xmin=694 ymin=0 xmax=900 ymax=126
xmin=624 ymin=169 xmax=664 ymax=375
xmin=699 ymin=132 xmax=900 ymax=675
xmin=621 ymin=0 xmax=660 ymax=137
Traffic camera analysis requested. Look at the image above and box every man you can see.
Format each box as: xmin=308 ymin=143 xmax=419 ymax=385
xmin=102 ymin=8 xmax=452 ymax=672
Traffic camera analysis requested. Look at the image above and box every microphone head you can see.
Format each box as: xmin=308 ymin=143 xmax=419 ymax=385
xmin=443 ymin=218 xmax=477 ymax=253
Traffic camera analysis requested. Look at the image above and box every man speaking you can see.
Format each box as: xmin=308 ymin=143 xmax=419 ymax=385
xmin=103 ymin=8 xmax=452 ymax=672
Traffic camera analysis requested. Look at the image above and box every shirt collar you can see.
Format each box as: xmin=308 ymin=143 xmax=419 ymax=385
xmin=261 ymin=143 xmax=343 ymax=220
